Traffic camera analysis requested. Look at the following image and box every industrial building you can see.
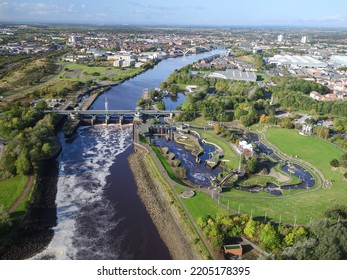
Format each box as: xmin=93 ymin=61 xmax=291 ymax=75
xmin=208 ymin=69 xmax=257 ymax=82
xmin=268 ymin=55 xmax=327 ymax=69
xmin=331 ymin=55 xmax=347 ymax=66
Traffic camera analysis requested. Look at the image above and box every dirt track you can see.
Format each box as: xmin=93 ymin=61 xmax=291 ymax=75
xmin=128 ymin=150 xmax=198 ymax=260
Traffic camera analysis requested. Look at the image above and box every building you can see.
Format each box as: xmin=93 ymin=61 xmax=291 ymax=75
xmin=268 ymin=55 xmax=327 ymax=69
xmin=68 ymin=36 xmax=83 ymax=43
xmin=310 ymin=91 xmax=322 ymax=101
xmin=113 ymin=59 xmax=135 ymax=68
xmin=208 ymin=70 xmax=257 ymax=82
xmin=107 ymin=51 xmax=137 ymax=61
xmin=224 ymin=244 xmax=243 ymax=257
xmin=321 ymin=93 xmax=338 ymax=101
xmin=331 ymin=55 xmax=347 ymax=66
xmin=301 ymin=36 xmax=308 ymax=44
xmin=277 ymin=34 xmax=283 ymax=43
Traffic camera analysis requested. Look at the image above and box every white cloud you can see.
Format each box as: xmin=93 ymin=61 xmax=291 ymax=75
xmin=321 ymin=13 xmax=346 ymax=21
xmin=0 ymin=2 xmax=8 ymax=7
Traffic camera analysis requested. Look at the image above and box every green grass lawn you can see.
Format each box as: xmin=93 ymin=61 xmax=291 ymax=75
xmin=61 ymin=63 xmax=142 ymax=83
xmin=180 ymin=190 xmax=229 ymax=220
xmin=220 ymin=128 xmax=346 ymax=224
xmin=196 ymin=130 xmax=239 ymax=170
xmin=0 ymin=175 xmax=28 ymax=210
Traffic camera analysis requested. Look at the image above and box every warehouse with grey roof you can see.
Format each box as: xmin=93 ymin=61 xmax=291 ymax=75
xmin=208 ymin=69 xmax=257 ymax=82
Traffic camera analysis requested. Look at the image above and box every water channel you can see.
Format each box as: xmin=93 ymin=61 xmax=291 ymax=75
xmin=152 ymin=136 xmax=222 ymax=187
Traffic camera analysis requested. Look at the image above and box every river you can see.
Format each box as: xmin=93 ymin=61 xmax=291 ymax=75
xmin=0 ymin=50 xmax=223 ymax=260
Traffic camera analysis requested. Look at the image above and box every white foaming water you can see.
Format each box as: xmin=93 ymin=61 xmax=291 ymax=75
xmin=32 ymin=125 xmax=133 ymax=260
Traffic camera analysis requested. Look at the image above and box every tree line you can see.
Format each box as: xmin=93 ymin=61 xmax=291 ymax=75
xmin=0 ymin=101 xmax=56 ymax=178
xmin=198 ymin=205 xmax=347 ymax=259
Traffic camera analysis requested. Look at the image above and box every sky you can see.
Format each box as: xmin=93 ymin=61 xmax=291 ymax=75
xmin=1 ymin=0 xmax=347 ymax=27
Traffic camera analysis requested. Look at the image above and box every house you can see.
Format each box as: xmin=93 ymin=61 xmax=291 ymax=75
xmin=224 ymin=244 xmax=243 ymax=257
xmin=310 ymin=91 xmax=322 ymax=101
xmin=321 ymin=93 xmax=338 ymax=101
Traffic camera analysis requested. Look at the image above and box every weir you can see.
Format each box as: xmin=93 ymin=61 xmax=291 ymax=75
xmin=50 ymin=109 xmax=180 ymax=124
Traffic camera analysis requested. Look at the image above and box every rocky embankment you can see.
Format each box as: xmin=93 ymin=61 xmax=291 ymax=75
xmin=128 ymin=150 xmax=198 ymax=260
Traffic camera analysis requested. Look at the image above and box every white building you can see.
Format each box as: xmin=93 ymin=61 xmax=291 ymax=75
xmin=208 ymin=69 xmax=257 ymax=82
xmin=277 ymin=34 xmax=283 ymax=43
xmin=301 ymin=36 xmax=308 ymax=44
xmin=113 ymin=59 xmax=135 ymax=68
xmin=268 ymin=55 xmax=327 ymax=69
xmin=331 ymin=55 xmax=347 ymax=66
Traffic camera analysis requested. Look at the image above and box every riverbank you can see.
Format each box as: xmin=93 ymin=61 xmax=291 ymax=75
xmin=128 ymin=149 xmax=199 ymax=260
xmin=0 ymin=157 xmax=58 ymax=259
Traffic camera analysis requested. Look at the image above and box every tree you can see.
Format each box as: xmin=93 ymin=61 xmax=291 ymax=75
xmin=0 ymin=204 xmax=11 ymax=226
xmin=330 ymin=159 xmax=340 ymax=168
xmin=314 ymin=126 xmax=329 ymax=140
xmin=41 ymin=142 xmax=54 ymax=156
xmin=281 ymin=221 xmax=347 ymax=260
xmin=197 ymin=215 xmax=211 ymax=228
xmin=244 ymin=218 xmax=256 ymax=240
xmin=234 ymin=107 xmax=247 ymax=120
xmin=15 ymin=150 xmax=31 ymax=175
xmin=324 ymin=205 xmax=347 ymax=221
xmin=259 ymin=223 xmax=280 ymax=252
xmin=280 ymin=118 xmax=295 ymax=129
xmin=340 ymin=153 xmax=347 ymax=168
xmin=246 ymin=157 xmax=258 ymax=174
xmin=214 ymin=124 xmax=222 ymax=135
xmin=36 ymin=100 xmax=48 ymax=111
xmin=283 ymin=227 xmax=307 ymax=246
xmin=259 ymin=114 xmax=269 ymax=124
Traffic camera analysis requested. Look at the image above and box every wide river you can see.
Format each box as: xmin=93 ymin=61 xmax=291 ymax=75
xmin=0 ymin=50 xmax=224 ymax=260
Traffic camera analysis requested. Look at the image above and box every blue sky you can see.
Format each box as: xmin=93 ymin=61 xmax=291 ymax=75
xmin=0 ymin=0 xmax=347 ymax=27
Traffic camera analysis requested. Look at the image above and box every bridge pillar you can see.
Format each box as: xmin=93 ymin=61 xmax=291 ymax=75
xmin=119 ymin=115 xmax=124 ymax=125
xmin=105 ymin=115 xmax=110 ymax=125
xmin=91 ymin=116 xmax=96 ymax=125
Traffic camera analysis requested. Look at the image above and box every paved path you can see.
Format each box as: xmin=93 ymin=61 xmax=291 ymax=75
xmin=8 ymin=175 xmax=34 ymax=214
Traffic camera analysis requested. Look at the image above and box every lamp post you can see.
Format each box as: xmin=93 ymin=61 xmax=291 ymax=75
xmin=220 ymin=113 xmax=222 ymax=127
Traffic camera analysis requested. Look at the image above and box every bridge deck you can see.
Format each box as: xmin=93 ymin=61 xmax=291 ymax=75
xmin=49 ymin=109 xmax=181 ymax=116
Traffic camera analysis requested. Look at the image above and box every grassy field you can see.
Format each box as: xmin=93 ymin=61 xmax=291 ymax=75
xmin=61 ymin=63 xmax=142 ymax=83
xmin=0 ymin=175 xmax=28 ymax=209
xmin=177 ymin=187 xmax=229 ymax=220
xmin=235 ymin=55 xmax=257 ymax=65
xmin=196 ymin=129 xmax=239 ymax=170
xmin=219 ymin=128 xmax=346 ymax=224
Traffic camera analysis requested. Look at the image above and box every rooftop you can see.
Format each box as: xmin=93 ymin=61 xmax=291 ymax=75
xmin=208 ymin=69 xmax=257 ymax=82
xmin=268 ymin=55 xmax=327 ymax=68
